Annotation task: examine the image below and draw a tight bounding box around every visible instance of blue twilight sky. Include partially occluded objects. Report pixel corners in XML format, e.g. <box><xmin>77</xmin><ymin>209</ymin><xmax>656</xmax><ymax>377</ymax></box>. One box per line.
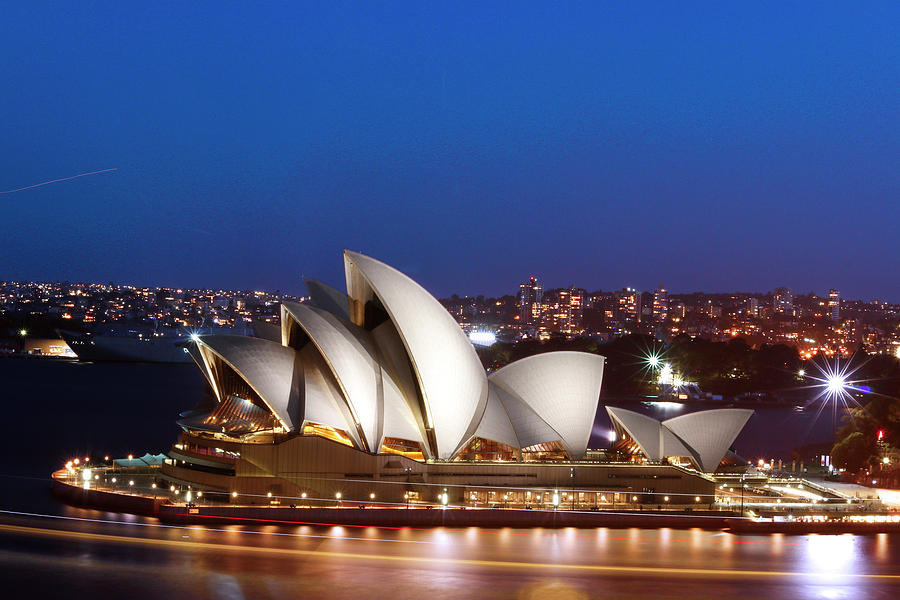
<box><xmin>1</xmin><ymin>2</ymin><xmax>898</xmax><ymax>300</ymax></box>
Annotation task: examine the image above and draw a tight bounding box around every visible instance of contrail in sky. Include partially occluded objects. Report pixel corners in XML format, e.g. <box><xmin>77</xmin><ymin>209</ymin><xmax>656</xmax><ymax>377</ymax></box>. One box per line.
<box><xmin>0</xmin><ymin>167</ymin><xmax>118</xmax><ymax>194</ymax></box>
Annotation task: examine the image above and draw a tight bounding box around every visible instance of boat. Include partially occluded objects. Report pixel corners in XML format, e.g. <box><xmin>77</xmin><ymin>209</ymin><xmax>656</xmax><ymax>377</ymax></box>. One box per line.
<box><xmin>59</xmin><ymin>322</ymin><xmax>256</xmax><ymax>364</ymax></box>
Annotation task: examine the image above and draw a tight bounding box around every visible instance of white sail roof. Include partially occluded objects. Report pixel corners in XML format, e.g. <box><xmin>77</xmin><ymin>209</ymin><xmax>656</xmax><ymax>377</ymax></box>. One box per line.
<box><xmin>606</xmin><ymin>406</ymin><xmax>664</xmax><ymax>461</ymax></box>
<box><xmin>344</xmin><ymin>250</ymin><xmax>488</xmax><ymax>460</ymax></box>
<box><xmin>370</xmin><ymin>320</ymin><xmax>430</xmax><ymax>452</ymax></box>
<box><xmin>298</xmin><ymin>344</ymin><xmax>364</xmax><ymax>448</ymax></box>
<box><xmin>606</xmin><ymin>406</ymin><xmax>753</xmax><ymax>472</ymax></box>
<box><xmin>472</xmin><ymin>384</ymin><xmax>522</xmax><ymax>449</ymax></box>
<box><xmin>662</xmin><ymin>409</ymin><xmax>753</xmax><ymax>472</ymax></box>
<box><xmin>488</xmin><ymin>352</ymin><xmax>605</xmax><ymax>459</ymax></box>
<box><xmin>281</xmin><ymin>301</ymin><xmax>383</xmax><ymax>451</ymax></box>
<box><xmin>186</xmin><ymin>341</ymin><xmax>218</xmax><ymax>399</ymax></box>
<box><xmin>196</xmin><ymin>335</ymin><xmax>302</xmax><ymax>431</ymax></box>
<box><xmin>183</xmin><ymin>251</ymin><xmax>620</xmax><ymax>465</ymax></box>
<box><xmin>303</xmin><ymin>277</ymin><xmax>351</xmax><ymax>320</ymax></box>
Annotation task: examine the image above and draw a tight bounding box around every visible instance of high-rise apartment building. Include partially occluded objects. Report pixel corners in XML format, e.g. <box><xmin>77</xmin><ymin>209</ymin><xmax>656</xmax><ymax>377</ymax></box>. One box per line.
<box><xmin>651</xmin><ymin>285</ymin><xmax>668</xmax><ymax>322</ymax></box>
<box><xmin>774</xmin><ymin>287</ymin><xmax>794</xmax><ymax>315</ymax></box>
<box><xmin>518</xmin><ymin>276</ymin><xmax>543</xmax><ymax>326</ymax></box>
<box><xmin>746</xmin><ymin>297</ymin><xmax>760</xmax><ymax>317</ymax></box>
<box><xmin>828</xmin><ymin>289</ymin><xmax>841</xmax><ymax>322</ymax></box>
<box><xmin>558</xmin><ymin>286</ymin><xmax>586</xmax><ymax>334</ymax></box>
<box><xmin>616</xmin><ymin>288</ymin><xmax>641</xmax><ymax>324</ymax></box>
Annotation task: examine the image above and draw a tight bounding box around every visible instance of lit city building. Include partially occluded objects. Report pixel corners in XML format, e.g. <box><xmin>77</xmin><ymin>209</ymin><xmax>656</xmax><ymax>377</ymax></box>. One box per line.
<box><xmin>616</xmin><ymin>287</ymin><xmax>641</xmax><ymax>326</ymax></box>
<box><xmin>517</xmin><ymin>276</ymin><xmax>542</xmax><ymax>328</ymax></box>
<box><xmin>651</xmin><ymin>285</ymin><xmax>668</xmax><ymax>322</ymax></box>
<box><xmin>828</xmin><ymin>288</ymin><xmax>841</xmax><ymax>322</ymax></box>
<box><xmin>746</xmin><ymin>297</ymin><xmax>760</xmax><ymax>317</ymax></box>
<box><xmin>774</xmin><ymin>286</ymin><xmax>794</xmax><ymax>315</ymax></box>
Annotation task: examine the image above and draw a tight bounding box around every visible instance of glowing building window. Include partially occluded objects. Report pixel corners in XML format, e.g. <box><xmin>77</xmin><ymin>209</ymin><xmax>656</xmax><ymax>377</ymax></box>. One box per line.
<box><xmin>380</xmin><ymin>437</ymin><xmax>426</xmax><ymax>462</ymax></box>
<box><xmin>302</xmin><ymin>423</ymin><xmax>355</xmax><ymax>447</ymax></box>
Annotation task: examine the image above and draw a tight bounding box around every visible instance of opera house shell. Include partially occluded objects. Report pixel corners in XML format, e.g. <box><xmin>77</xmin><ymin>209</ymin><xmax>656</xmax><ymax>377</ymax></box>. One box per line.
<box><xmin>606</xmin><ymin>407</ymin><xmax>753</xmax><ymax>473</ymax></box>
<box><xmin>161</xmin><ymin>251</ymin><xmax>751</xmax><ymax>506</ymax></box>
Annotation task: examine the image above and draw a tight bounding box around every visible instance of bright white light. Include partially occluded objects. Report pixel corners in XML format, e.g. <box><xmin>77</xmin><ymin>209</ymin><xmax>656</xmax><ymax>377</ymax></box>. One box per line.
<box><xmin>826</xmin><ymin>374</ymin><xmax>848</xmax><ymax>395</ymax></box>
<box><xmin>798</xmin><ymin>369</ymin><xmax>805</xmax><ymax>377</ymax></box>
<box><xmin>468</xmin><ymin>331</ymin><xmax>497</xmax><ymax>346</ymax></box>
<box><xmin>658</xmin><ymin>363</ymin><xmax>674</xmax><ymax>385</ymax></box>
<box><xmin>82</xmin><ymin>468</ymin><xmax>92</xmax><ymax>482</ymax></box>
<box><xmin>189</xmin><ymin>333</ymin><xmax>200</xmax><ymax>342</ymax></box>
<box><xmin>808</xmin><ymin>356</ymin><xmax>864</xmax><ymax>412</ymax></box>
<box><xmin>607</xmin><ymin>429</ymin><xmax>617</xmax><ymax>442</ymax></box>
<box><xmin>650</xmin><ymin>401</ymin><xmax>684</xmax><ymax>410</ymax></box>
<box><xmin>646</xmin><ymin>354</ymin><xmax>661</xmax><ymax>368</ymax></box>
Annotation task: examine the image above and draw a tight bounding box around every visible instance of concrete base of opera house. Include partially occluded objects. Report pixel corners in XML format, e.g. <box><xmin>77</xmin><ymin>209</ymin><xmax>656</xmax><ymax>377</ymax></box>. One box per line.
<box><xmin>52</xmin><ymin>470</ymin><xmax>900</xmax><ymax>533</ymax></box>
<box><xmin>51</xmin><ymin>470</ymin><xmax>739</xmax><ymax>529</ymax></box>
<box><xmin>159</xmin><ymin>433</ymin><xmax>723</xmax><ymax>507</ymax></box>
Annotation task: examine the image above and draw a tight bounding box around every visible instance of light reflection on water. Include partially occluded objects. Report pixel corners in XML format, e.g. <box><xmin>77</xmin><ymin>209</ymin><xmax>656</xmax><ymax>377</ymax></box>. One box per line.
<box><xmin>771</xmin><ymin>532</ymin><xmax>785</xmax><ymax>557</ymax></box>
<box><xmin>658</xmin><ymin>527</ymin><xmax>671</xmax><ymax>554</ymax></box>
<box><xmin>876</xmin><ymin>533</ymin><xmax>888</xmax><ymax>561</ymax></box>
<box><xmin>804</xmin><ymin>534</ymin><xmax>858</xmax><ymax>575</ymax></box>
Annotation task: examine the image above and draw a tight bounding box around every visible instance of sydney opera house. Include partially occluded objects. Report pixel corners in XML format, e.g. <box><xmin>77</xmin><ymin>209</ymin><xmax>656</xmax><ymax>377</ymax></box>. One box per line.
<box><xmin>160</xmin><ymin>251</ymin><xmax>753</xmax><ymax>507</ymax></box>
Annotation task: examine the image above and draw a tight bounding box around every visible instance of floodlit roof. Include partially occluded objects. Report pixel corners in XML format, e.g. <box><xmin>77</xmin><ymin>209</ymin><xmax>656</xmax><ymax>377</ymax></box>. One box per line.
<box><xmin>489</xmin><ymin>352</ymin><xmax>605</xmax><ymax>459</ymax></box>
<box><xmin>344</xmin><ymin>250</ymin><xmax>488</xmax><ymax>460</ymax></box>
<box><xmin>282</xmin><ymin>301</ymin><xmax>383</xmax><ymax>451</ymax></box>
<box><xmin>195</xmin><ymin>334</ymin><xmax>302</xmax><ymax>431</ymax></box>
<box><xmin>606</xmin><ymin>406</ymin><xmax>753</xmax><ymax>472</ymax></box>
<box><xmin>184</xmin><ymin>250</ymin><xmax>621</xmax><ymax>463</ymax></box>
<box><xmin>303</xmin><ymin>277</ymin><xmax>351</xmax><ymax>320</ymax></box>
<box><xmin>663</xmin><ymin>409</ymin><xmax>753</xmax><ymax>472</ymax></box>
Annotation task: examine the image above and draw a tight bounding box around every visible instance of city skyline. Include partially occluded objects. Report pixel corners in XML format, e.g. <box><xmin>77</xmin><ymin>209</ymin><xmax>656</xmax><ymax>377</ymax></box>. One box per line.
<box><xmin>2</xmin><ymin>3</ymin><xmax>899</xmax><ymax>301</ymax></box>
<box><xmin>2</xmin><ymin>274</ymin><xmax>896</xmax><ymax>305</ymax></box>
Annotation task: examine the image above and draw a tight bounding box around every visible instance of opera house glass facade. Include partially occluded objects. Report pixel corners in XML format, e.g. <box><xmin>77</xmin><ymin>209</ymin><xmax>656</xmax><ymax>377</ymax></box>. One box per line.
<box><xmin>162</xmin><ymin>251</ymin><xmax>751</xmax><ymax>507</ymax></box>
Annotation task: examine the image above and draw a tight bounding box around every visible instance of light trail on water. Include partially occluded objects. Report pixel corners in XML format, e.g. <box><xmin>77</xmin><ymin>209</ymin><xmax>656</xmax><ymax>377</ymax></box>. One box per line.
<box><xmin>0</xmin><ymin>507</ymin><xmax>800</xmax><ymax>547</ymax></box>
<box><xmin>1</xmin><ymin>521</ymin><xmax>898</xmax><ymax>581</ymax></box>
